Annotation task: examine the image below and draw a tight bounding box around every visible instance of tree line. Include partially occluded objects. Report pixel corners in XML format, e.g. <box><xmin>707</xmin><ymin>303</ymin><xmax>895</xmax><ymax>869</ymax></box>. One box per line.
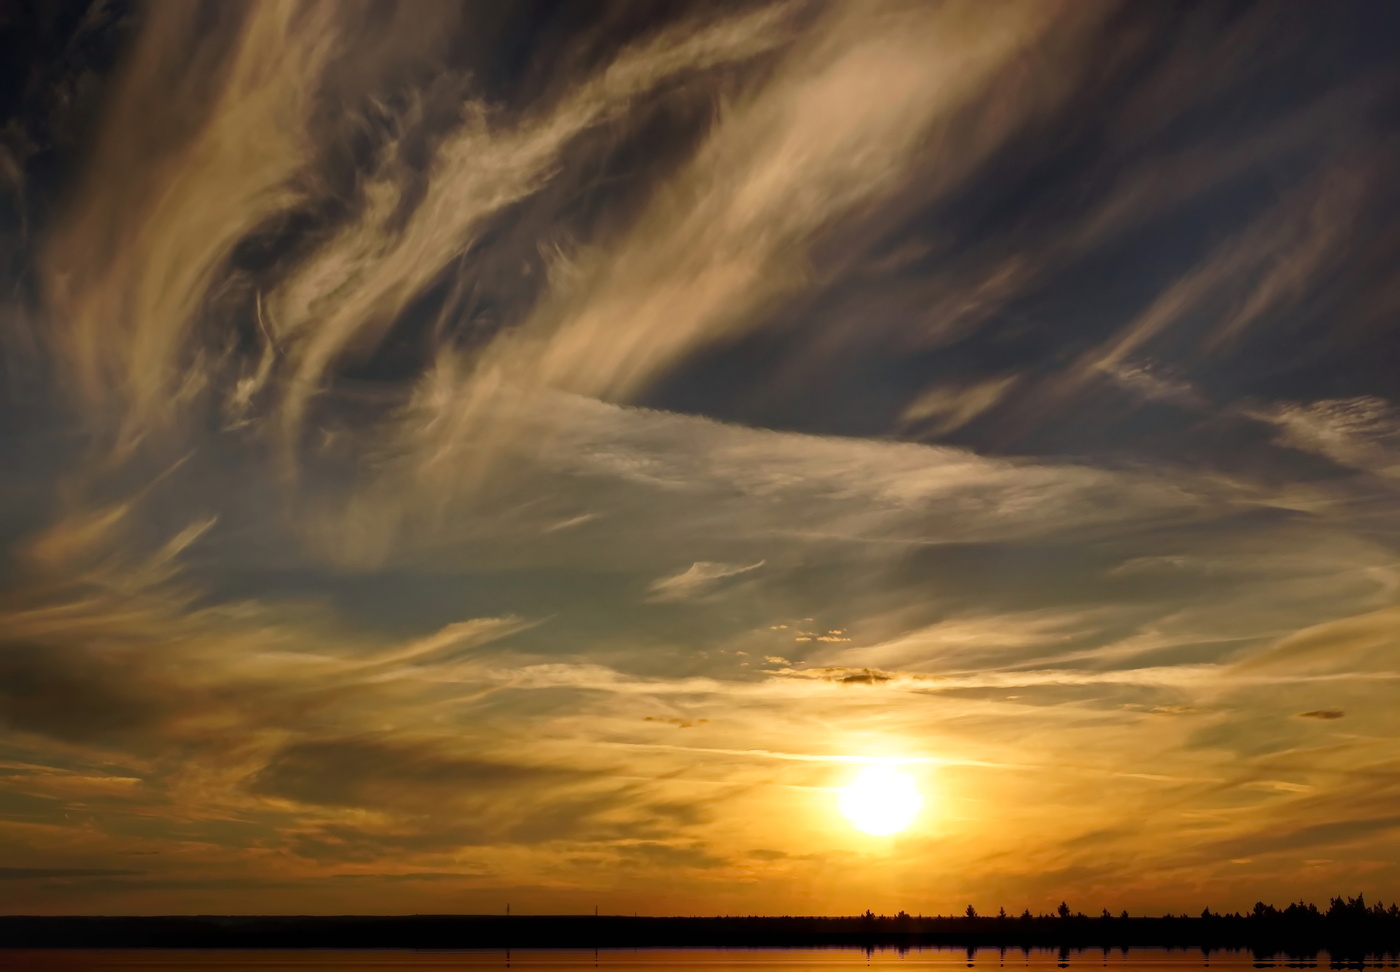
<box><xmin>2</xmin><ymin>898</ymin><xmax>1398</xmax><ymax>955</ymax></box>
<box><xmin>946</xmin><ymin>893</ymin><xmax>1400</xmax><ymax>923</ymax></box>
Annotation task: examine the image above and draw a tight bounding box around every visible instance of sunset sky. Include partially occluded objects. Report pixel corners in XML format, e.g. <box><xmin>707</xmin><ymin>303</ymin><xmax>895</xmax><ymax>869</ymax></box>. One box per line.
<box><xmin>2</xmin><ymin>0</ymin><xmax>1399</xmax><ymax>917</ymax></box>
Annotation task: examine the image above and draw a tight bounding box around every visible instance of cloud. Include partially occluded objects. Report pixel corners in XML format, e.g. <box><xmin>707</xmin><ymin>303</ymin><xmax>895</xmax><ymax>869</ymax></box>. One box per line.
<box><xmin>314</xmin><ymin>392</ymin><xmax>1216</xmax><ymax>569</ymax></box>
<box><xmin>770</xmin><ymin>667</ymin><xmax>896</xmax><ymax>686</ymax></box>
<box><xmin>503</xmin><ymin>0</ymin><xmax>1073</xmax><ymax>396</ymax></box>
<box><xmin>42</xmin><ymin>0</ymin><xmax>351</xmax><ymax>450</ymax></box>
<box><xmin>1296</xmin><ymin>709</ymin><xmax>1345</xmax><ymax>720</ymax></box>
<box><xmin>1097</xmin><ymin>362</ymin><xmax>1203</xmax><ymax>408</ymax></box>
<box><xmin>363</xmin><ymin>0</ymin><xmax>1106</xmax><ymax>503</ymax></box>
<box><xmin>819</xmin><ymin>610</ymin><xmax>1104</xmax><ymax>673</ymax></box>
<box><xmin>1235</xmin><ymin>606</ymin><xmax>1400</xmax><ymax>675</ymax></box>
<box><xmin>643</xmin><ymin>717</ymin><xmax>708</xmax><ymax>729</ymax></box>
<box><xmin>610</xmin><ymin>841</ymin><xmax>728</xmax><ymax>870</ymax></box>
<box><xmin>0</xmin><ymin>868</ymin><xmax>145</xmax><ymax>881</ymax></box>
<box><xmin>331</xmin><ymin>870</ymin><xmax>486</xmax><ymax>882</ymax></box>
<box><xmin>248</xmin><ymin>735</ymin><xmax>586</xmax><ymax>811</ymax></box>
<box><xmin>1253</xmin><ymin>397</ymin><xmax>1400</xmax><ymax>479</ymax></box>
<box><xmin>345</xmin><ymin>617</ymin><xmax>531</xmax><ymax>671</ymax></box>
<box><xmin>0</xmin><ymin>637</ymin><xmax>185</xmax><ymax>745</ymax></box>
<box><xmin>900</xmin><ymin>375</ymin><xmax>1021</xmax><ymax>436</ymax></box>
<box><xmin>648</xmin><ymin>560</ymin><xmax>766</xmax><ymax>602</ymax></box>
<box><xmin>1201</xmin><ymin>815</ymin><xmax>1400</xmax><ymax>862</ymax></box>
<box><xmin>268</xmin><ymin>0</ymin><xmax>801</xmax><ymax>446</ymax></box>
<box><xmin>38</xmin><ymin>0</ymin><xmax>799</xmax><ymax>460</ymax></box>
<box><xmin>1026</xmin><ymin>153</ymin><xmax>1381</xmax><ymax>422</ymax></box>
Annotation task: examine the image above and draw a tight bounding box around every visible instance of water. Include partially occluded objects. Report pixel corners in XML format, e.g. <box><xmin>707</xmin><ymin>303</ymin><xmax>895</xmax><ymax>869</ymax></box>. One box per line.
<box><xmin>2</xmin><ymin>949</ymin><xmax>1397</xmax><ymax>972</ymax></box>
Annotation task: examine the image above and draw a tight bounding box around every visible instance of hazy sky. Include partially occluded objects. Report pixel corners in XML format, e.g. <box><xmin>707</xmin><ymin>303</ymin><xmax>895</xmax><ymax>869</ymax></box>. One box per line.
<box><xmin>2</xmin><ymin>0</ymin><xmax>1400</xmax><ymax>917</ymax></box>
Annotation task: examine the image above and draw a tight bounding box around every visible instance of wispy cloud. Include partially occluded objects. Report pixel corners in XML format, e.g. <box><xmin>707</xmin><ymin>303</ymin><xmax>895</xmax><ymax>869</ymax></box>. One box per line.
<box><xmin>375</xmin><ymin>0</ymin><xmax>1106</xmax><ymax>499</ymax></box>
<box><xmin>43</xmin><ymin>0</ymin><xmax>349</xmax><ymax>451</ymax></box>
<box><xmin>648</xmin><ymin>561</ymin><xmax>766</xmax><ymax>602</ymax></box>
<box><xmin>268</xmin><ymin>0</ymin><xmax>802</xmax><ymax>447</ymax></box>
<box><xmin>1253</xmin><ymin>397</ymin><xmax>1400</xmax><ymax>479</ymax></box>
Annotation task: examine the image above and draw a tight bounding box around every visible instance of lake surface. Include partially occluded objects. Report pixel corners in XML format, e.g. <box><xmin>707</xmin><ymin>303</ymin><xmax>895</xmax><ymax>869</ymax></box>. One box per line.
<box><xmin>3</xmin><ymin>949</ymin><xmax>1397</xmax><ymax>972</ymax></box>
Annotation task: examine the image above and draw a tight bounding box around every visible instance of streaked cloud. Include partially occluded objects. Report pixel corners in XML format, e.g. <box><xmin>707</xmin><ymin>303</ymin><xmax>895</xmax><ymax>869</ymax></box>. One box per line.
<box><xmin>649</xmin><ymin>561</ymin><xmax>766</xmax><ymax>602</ymax></box>
<box><xmin>1254</xmin><ymin>397</ymin><xmax>1400</xmax><ymax>479</ymax></box>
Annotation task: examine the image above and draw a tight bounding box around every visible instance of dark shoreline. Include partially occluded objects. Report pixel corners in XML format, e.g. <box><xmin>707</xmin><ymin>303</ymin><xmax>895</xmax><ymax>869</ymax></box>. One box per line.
<box><xmin>2</xmin><ymin>915</ymin><xmax>1399</xmax><ymax>959</ymax></box>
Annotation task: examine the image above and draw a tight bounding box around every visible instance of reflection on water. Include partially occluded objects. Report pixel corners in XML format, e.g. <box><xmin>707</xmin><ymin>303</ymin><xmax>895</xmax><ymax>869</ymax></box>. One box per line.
<box><xmin>3</xmin><ymin>950</ymin><xmax>1399</xmax><ymax>972</ymax></box>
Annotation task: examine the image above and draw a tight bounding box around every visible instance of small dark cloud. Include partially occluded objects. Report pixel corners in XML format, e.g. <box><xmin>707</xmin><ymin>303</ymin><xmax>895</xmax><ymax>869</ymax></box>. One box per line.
<box><xmin>838</xmin><ymin>670</ymin><xmax>891</xmax><ymax>685</ymax></box>
<box><xmin>768</xmin><ymin>666</ymin><xmax>896</xmax><ymax>685</ymax></box>
<box><xmin>614</xmin><ymin>841</ymin><xmax>727</xmax><ymax>870</ymax></box>
<box><xmin>643</xmin><ymin>716</ymin><xmax>708</xmax><ymax>728</ymax></box>
<box><xmin>331</xmin><ymin>870</ymin><xmax>486</xmax><ymax>882</ymax></box>
<box><xmin>1297</xmin><ymin>709</ymin><xmax>1345</xmax><ymax>720</ymax></box>
<box><xmin>0</xmin><ymin>867</ymin><xmax>143</xmax><ymax>880</ymax></box>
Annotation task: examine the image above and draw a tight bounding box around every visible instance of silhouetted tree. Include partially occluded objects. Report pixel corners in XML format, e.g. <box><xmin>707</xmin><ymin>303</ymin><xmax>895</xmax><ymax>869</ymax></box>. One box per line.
<box><xmin>998</xmin><ymin>907</ymin><xmax>1007</xmax><ymax>919</ymax></box>
<box><xmin>1057</xmin><ymin>902</ymin><xmax>1071</xmax><ymax>919</ymax></box>
<box><xmin>1101</xmin><ymin>909</ymin><xmax>1111</xmax><ymax>919</ymax></box>
<box><xmin>1020</xmin><ymin>909</ymin><xmax>1032</xmax><ymax>920</ymax></box>
<box><xmin>966</xmin><ymin>905</ymin><xmax>978</xmax><ymax>919</ymax></box>
<box><xmin>1329</xmin><ymin>894</ymin><xmax>1367</xmax><ymax>918</ymax></box>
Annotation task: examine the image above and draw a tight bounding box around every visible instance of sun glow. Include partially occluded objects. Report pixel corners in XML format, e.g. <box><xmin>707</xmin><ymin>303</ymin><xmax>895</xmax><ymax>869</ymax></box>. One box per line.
<box><xmin>838</xmin><ymin>765</ymin><xmax>923</xmax><ymax>836</ymax></box>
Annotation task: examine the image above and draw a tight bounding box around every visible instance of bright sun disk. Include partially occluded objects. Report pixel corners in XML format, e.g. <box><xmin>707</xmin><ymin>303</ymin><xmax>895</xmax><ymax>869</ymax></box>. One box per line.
<box><xmin>838</xmin><ymin>765</ymin><xmax>922</xmax><ymax>836</ymax></box>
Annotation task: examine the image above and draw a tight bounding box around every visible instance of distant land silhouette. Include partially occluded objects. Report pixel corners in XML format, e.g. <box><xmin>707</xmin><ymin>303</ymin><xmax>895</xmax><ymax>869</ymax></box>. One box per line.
<box><xmin>3</xmin><ymin>895</ymin><xmax>1399</xmax><ymax>959</ymax></box>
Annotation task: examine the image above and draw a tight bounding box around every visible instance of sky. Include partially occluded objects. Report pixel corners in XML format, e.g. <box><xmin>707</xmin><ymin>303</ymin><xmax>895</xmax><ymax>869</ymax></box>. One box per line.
<box><xmin>1</xmin><ymin>0</ymin><xmax>1399</xmax><ymax>918</ymax></box>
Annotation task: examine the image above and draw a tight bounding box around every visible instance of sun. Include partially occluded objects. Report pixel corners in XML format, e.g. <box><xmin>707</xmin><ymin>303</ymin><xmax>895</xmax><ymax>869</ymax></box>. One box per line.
<box><xmin>838</xmin><ymin>765</ymin><xmax>923</xmax><ymax>836</ymax></box>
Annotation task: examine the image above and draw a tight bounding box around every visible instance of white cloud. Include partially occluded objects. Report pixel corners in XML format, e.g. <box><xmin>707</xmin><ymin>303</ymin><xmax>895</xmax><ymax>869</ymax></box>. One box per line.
<box><xmin>368</xmin><ymin>0</ymin><xmax>1106</xmax><ymax>503</ymax></box>
<box><xmin>1253</xmin><ymin>396</ymin><xmax>1400</xmax><ymax>478</ymax></box>
<box><xmin>648</xmin><ymin>560</ymin><xmax>766</xmax><ymax>602</ymax></box>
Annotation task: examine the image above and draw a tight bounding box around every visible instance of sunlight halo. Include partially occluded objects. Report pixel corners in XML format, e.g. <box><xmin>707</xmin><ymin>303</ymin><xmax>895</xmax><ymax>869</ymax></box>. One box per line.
<box><xmin>838</xmin><ymin>765</ymin><xmax>923</xmax><ymax>836</ymax></box>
